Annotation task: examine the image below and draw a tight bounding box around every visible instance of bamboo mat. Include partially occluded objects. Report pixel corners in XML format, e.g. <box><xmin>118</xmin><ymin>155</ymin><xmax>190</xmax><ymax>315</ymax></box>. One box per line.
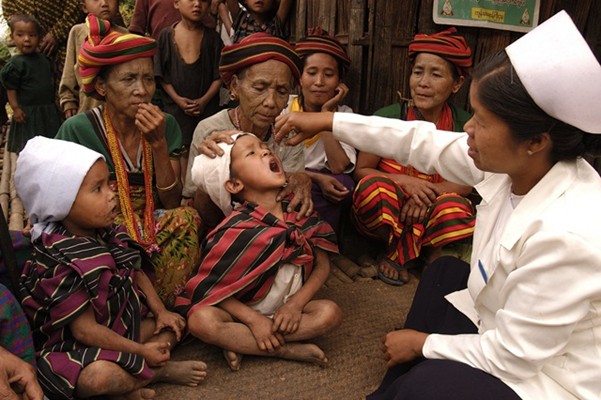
<box><xmin>151</xmin><ymin>279</ymin><xmax>418</xmax><ymax>400</ymax></box>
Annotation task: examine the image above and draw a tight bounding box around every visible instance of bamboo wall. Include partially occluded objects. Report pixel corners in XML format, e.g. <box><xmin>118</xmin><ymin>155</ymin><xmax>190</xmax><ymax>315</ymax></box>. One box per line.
<box><xmin>292</xmin><ymin>0</ymin><xmax>601</xmax><ymax>115</ymax></box>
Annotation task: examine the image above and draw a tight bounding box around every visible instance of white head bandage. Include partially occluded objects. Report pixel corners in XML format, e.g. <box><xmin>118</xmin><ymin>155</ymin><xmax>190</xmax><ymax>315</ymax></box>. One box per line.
<box><xmin>15</xmin><ymin>137</ymin><xmax>105</xmax><ymax>240</ymax></box>
<box><xmin>191</xmin><ymin>132</ymin><xmax>253</xmax><ymax>215</ymax></box>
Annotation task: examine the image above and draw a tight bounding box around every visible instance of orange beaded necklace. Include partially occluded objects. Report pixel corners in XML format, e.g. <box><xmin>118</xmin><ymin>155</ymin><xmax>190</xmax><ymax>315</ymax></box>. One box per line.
<box><xmin>103</xmin><ymin>108</ymin><xmax>158</xmax><ymax>253</ymax></box>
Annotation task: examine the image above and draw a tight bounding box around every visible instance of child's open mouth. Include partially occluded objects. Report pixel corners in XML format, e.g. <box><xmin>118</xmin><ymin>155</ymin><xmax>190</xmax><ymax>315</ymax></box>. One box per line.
<box><xmin>269</xmin><ymin>159</ymin><xmax>280</xmax><ymax>173</ymax></box>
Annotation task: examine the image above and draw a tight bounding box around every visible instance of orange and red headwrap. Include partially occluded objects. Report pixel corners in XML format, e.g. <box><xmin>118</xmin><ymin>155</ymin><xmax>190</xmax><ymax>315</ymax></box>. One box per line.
<box><xmin>408</xmin><ymin>27</ymin><xmax>472</xmax><ymax>77</ymax></box>
<box><xmin>78</xmin><ymin>14</ymin><xmax>157</xmax><ymax>100</ymax></box>
<box><xmin>219</xmin><ymin>32</ymin><xmax>302</xmax><ymax>86</ymax></box>
<box><xmin>295</xmin><ymin>27</ymin><xmax>351</xmax><ymax>74</ymax></box>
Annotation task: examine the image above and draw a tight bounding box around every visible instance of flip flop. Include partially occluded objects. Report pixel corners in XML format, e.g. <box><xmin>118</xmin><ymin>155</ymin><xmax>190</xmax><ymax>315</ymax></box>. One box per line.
<box><xmin>377</xmin><ymin>257</ymin><xmax>409</xmax><ymax>286</ymax></box>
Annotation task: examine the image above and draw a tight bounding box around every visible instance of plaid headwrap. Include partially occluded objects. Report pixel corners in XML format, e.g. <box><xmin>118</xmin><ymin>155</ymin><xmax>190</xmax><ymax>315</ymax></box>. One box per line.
<box><xmin>79</xmin><ymin>14</ymin><xmax>157</xmax><ymax>99</ymax></box>
<box><xmin>295</xmin><ymin>27</ymin><xmax>351</xmax><ymax>73</ymax></box>
<box><xmin>219</xmin><ymin>32</ymin><xmax>302</xmax><ymax>86</ymax></box>
<box><xmin>408</xmin><ymin>27</ymin><xmax>472</xmax><ymax>77</ymax></box>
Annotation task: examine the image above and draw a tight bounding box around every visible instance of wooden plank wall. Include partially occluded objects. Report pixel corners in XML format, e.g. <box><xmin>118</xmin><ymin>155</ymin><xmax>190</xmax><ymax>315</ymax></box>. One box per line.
<box><xmin>293</xmin><ymin>0</ymin><xmax>600</xmax><ymax>115</ymax></box>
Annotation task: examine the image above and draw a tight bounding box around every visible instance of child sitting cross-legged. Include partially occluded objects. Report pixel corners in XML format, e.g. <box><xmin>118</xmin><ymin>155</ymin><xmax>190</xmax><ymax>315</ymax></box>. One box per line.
<box><xmin>15</xmin><ymin>137</ymin><xmax>207</xmax><ymax>400</ymax></box>
<box><xmin>175</xmin><ymin>133</ymin><xmax>342</xmax><ymax>371</ymax></box>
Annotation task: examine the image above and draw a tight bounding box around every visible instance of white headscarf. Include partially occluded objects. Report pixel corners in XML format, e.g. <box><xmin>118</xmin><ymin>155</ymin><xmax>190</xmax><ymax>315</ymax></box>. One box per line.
<box><xmin>14</xmin><ymin>137</ymin><xmax>105</xmax><ymax>240</ymax></box>
<box><xmin>190</xmin><ymin>132</ymin><xmax>251</xmax><ymax>215</ymax></box>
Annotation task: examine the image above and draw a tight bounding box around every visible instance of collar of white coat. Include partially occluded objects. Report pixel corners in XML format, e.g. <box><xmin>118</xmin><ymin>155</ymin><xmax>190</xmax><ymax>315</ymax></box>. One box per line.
<box><xmin>474</xmin><ymin>159</ymin><xmax>579</xmax><ymax>251</ymax></box>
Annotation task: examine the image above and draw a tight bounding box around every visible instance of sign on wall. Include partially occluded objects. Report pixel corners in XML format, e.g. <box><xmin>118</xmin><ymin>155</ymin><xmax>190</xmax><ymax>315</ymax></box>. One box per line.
<box><xmin>433</xmin><ymin>0</ymin><xmax>540</xmax><ymax>32</ymax></box>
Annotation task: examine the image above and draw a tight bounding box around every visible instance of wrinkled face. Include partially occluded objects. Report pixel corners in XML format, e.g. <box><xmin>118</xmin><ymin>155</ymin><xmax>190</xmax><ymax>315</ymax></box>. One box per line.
<box><xmin>409</xmin><ymin>53</ymin><xmax>463</xmax><ymax>116</ymax></box>
<box><xmin>228</xmin><ymin>134</ymin><xmax>286</xmax><ymax>193</ymax></box>
<box><xmin>245</xmin><ymin>0</ymin><xmax>275</xmax><ymax>14</ymax></box>
<box><xmin>231</xmin><ymin>59</ymin><xmax>292</xmax><ymax>131</ymax></box>
<box><xmin>82</xmin><ymin>0</ymin><xmax>120</xmax><ymax>21</ymax></box>
<box><xmin>96</xmin><ymin>58</ymin><xmax>156</xmax><ymax>119</ymax></box>
<box><xmin>11</xmin><ymin>21</ymin><xmax>39</xmax><ymax>55</ymax></box>
<box><xmin>300</xmin><ymin>52</ymin><xmax>340</xmax><ymax>111</ymax></box>
<box><xmin>63</xmin><ymin>159</ymin><xmax>117</xmax><ymax>236</ymax></box>
<box><xmin>175</xmin><ymin>0</ymin><xmax>209</xmax><ymax>22</ymax></box>
<box><xmin>464</xmin><ymin>82</ymin><xmax>526</xmax><ymax>174</ymax></box>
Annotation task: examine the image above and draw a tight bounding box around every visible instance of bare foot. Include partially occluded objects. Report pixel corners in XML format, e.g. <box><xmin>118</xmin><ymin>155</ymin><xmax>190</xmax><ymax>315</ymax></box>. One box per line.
<box><xmin>153</xmin><ymin>360</ymin><xmax>207</xmax><ymax>387</ymax></box>
<box><xmin>379</xmin><ymin>258</ymin><xmax>409</xmax><ymax>284</ymax></box>
<box><xmin>110</xmin><ymin>388</ymin><xmax>156</xmax><ymax>400</ymax></box>
<box><xmin>278</xmin><ymin>343</ymin><xmax>328</xmax><ymax>366</ymax></box>
<box><xmin>223</xmin><ymin>350</ymin><xmax>243</xmax><ymax>371</ymax></box>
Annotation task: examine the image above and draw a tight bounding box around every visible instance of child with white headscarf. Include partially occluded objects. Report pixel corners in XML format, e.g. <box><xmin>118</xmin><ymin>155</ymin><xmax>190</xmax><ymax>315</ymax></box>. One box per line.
<box><xmin>14</xmin><ymin>137</ymin><xmax>206</xmax><ymax>400</ymax></box>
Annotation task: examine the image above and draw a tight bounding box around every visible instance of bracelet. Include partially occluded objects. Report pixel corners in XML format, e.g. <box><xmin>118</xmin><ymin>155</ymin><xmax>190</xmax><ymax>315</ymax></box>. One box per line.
<box><xmin>156</xmin><ymin>178</ymin><xmax>180</xmax><ymax>192</ymax></box>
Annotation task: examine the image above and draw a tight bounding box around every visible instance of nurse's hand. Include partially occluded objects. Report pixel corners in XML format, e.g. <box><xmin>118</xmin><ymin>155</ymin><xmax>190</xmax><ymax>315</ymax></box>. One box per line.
<box><xmin>274</xmin><ymin>112</ymin><xmax>334</xmax><ymax>146</ymax></box>
<box><xmin>382</xmin><ymin>329</ymin><xmax>428</xmax><ymax>367</ymax></box>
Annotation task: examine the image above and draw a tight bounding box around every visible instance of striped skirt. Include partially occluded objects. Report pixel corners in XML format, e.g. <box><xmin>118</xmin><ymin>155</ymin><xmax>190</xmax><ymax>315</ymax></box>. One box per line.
<box><xmin>352</xmin><ymin>174</ymin><xmax>475</xmax><ymax>266</ymax></box>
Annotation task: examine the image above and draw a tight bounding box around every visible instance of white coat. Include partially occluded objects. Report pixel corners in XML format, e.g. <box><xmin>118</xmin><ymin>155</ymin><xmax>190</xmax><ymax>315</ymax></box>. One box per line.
<box><xmin>332</xmin><ymin>112</ymin><xmax>601</xmax><ymax>400</ymax></box>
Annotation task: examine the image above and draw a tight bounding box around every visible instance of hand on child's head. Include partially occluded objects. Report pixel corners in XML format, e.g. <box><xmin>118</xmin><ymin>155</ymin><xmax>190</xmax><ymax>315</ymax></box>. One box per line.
<box><xmin>197</xmin><ymin>130</ymin><xmax>237</xmax><ymax>158</ymax></box>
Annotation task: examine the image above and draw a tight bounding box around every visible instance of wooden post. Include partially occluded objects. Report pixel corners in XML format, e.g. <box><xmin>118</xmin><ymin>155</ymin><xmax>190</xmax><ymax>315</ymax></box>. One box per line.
<box><xmin>0</xmin><ymin>140</ymin><xmax>10</xmax><ymax>221</ymax></box>
<box><xmin>295</xmin><ymin>0</ymin><xmax>307</xmax><ymax>42</ymax></box>
<box><xmin>8</xmin><ymin>152</ymin><xmax>23</xmax><ymax>231</ymax></box>
<box><xmin>347</xmin><ymin>0</ymin><xmax>366</xmax><ymax>111</ymax></box>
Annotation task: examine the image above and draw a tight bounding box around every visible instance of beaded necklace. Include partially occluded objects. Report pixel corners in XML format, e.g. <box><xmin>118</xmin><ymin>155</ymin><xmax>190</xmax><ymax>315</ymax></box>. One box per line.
<box><xmin>103</xmin><ymin>108</ymin><xmax>158</xmax><ymax>253</ymax></box>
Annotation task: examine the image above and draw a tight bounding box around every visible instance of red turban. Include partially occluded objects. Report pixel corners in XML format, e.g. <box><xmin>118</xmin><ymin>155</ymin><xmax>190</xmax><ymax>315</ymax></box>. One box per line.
<box><xmin>295</xmin><ymin>27</ymin><xmax>351</xmax><ymax>73</ymax></box>
<box><xmin>79</xmin><ymin>14</ymin><xmax>157</xmax><ymax>100</ymax></box>
<box><xmin>219</xmin><ymin>32</ymin><xmax>302</xmax><ymax>86</ymax></box>
<box><xmin>408</xmin><ymin>27</ymin><xmax>472</xmax><ymax>77</ymax></box>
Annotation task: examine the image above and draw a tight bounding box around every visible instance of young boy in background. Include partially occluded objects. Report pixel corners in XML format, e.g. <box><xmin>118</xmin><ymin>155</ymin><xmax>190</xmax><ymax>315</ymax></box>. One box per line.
<box><xmin>231</xmin><ymin>0</ymin><xmax>293</xmax><ymax>42</ymax></box>
<box><xmin>58</xmin><ymin>0</ymin><xmax>126</xmax><ymax>118</ymax></box>
<box><xmin>155</xmin><ymin>0</ymin><xmax>223</xmax><ymax>171</ymax></box>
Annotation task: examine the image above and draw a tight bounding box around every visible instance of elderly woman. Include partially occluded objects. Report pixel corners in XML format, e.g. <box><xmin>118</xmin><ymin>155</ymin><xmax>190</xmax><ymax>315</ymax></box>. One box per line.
<box><xmin>56</xmin><ymin>15</ymin><xmax>201</xmax><ymax>309</ymax></box>
<box><xmin>183</xmin><ymin>32</ymin><xmax>311</xmax><ymax>234</ymax></box>
<box><xmin>275</xmin><ymin>11</ymin><xmax>601</xmax><ymax>400</ymax></box>
<box><xmin>352</xmin><ymin>28</ymin><xmax>476</xmax><ymax>285</ymax></box>
<box><xmin>282</xmin><ymin>28</ymin><xmax>357</xmax><ymax>233</ymax></box>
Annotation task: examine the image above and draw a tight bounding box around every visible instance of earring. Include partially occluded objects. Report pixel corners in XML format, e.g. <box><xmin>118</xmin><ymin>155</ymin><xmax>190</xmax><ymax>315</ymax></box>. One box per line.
<box><xmin>229</xmin><ymin>92</ymin><xmax>238</xmax><ymax>101</ymax></box>
<box><xmin>527</xmin><ymin>150</ymin><xmax>533</xmax><ymax>156</ymax></box>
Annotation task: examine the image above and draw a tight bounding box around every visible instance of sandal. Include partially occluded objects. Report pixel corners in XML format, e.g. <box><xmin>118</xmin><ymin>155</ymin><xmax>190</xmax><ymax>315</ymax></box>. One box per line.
<box><xmin>377</xmin><ymin>257</ymin><xmax>410</xmax><ymax>286</ymax></box>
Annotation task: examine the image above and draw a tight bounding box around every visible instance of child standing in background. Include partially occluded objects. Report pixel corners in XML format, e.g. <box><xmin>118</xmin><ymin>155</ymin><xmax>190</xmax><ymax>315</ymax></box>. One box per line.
<box><xmin>211</xmin><ymin>0</ymin><xmax>236</xmax><ymax>106</ymax></box>
<box><xmin>0</xmin><ymin>15</ymin><xmax>61</xmax><ymax>153</ymax></box>
<box><xmin>155</xmin><ymin>0</ymin><xmax>223</xmax><ymax>170</ymax></box>
<box><xmin>59</xmin><ymin>0</ymin><xmax>126</xmax><ymax>119</ymax></box>
<box><xmin>231</xmin><ymin>0</ymin><xmax>293</xmax><ymax>43</ymax></box>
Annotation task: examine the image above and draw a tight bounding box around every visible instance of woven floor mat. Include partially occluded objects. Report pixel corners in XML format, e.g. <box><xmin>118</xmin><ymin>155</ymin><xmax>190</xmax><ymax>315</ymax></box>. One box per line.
<box><xmin>152</xmin><ymin>279</ymin><xmax>418</xmax><ymax>400</ymax></box>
